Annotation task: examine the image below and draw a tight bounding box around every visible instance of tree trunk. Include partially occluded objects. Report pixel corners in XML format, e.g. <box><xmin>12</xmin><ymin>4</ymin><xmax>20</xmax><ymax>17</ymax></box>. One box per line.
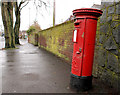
<box><xmin>1</xmin><ymin>2</ymin><xmax>15</xmax><ymax>48</ymax></box>
<box><xmin>1</xmin><ymin>2</ymin><xmax>11</xmax><ymax>48</ymax></box>
<box><xmin>8</xmin><ymin>2</ymin><xmax>15</xmax><ymax>48</ymax></box>
<box><xmin>14</xmin><ymin>2</ymin><xmax>20</xmax><ymax>45</ymax></box>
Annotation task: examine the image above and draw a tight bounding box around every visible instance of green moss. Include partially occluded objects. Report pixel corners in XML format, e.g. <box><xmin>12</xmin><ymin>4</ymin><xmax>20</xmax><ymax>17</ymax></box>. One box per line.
<box><xmin>37</xmin><ymin>21</ymin><xmax>74</xmax><ymax>62</ymax></box>
<box><xmin>65</xmin><ymin>57</ymin><xmax>70</xmax><ymax>61</ymax></box>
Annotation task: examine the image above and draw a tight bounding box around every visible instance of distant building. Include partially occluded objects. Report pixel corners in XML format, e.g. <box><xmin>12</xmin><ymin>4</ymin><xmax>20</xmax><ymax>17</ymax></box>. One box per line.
<box><xmin>91</xmin><ymin>4</ymin><xmax>101</xmax><ymax>9</ymax></box>
<box><xmin>65</xmin><ymin>15</ymin><xmax>74</xmax><ymax>22</ymax></box>
<box><xmin>19</xmin><ymin>30</ymin><xmax>27</xmax><ymax>39</ymax></box>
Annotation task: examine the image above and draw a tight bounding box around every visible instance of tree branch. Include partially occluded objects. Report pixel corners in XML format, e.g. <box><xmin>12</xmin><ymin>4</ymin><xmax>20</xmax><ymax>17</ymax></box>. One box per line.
<box><xmin>19</xmin><ymin>0</ymin><xmax>29</xmax><ymax>9</ymax></box>
<box><xmin>20</xmin><ymin>1</ymin><xmax>29</xmax><ymax>11</ymax></box>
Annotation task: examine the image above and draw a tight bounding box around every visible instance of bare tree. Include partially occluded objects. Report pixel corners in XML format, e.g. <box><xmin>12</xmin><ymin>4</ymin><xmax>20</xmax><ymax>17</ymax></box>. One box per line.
<box><xmin>14</xmin><ymin>0</ymin><xmax>29</xmax><ymax>44</ymax></box>
<box><xmin>14</xmin><ymin>0</ymin><xmax>50</xmax><ymax>45</ymax></box>
<box><xmin>1</xmin><ymin>0</ymin><xmax>50</xmax><ymax>48</ymax></box>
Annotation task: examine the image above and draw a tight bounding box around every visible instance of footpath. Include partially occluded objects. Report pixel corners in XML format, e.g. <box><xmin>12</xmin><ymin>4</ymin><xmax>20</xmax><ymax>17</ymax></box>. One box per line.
<box><xmin>0</xmin><ymin>39</ymin><xmax>117</xmax><ymax>94</ymax></box>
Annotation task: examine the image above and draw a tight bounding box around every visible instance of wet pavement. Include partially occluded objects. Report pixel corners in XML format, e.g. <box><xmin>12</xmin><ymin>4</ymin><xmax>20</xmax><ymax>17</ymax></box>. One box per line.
<box><xmin>0</xmin><ymin>38</ymin><xmax>118</xmax><ymax>94</ymax></box>
<box><xmin>1</xmin><ymin>39</ymin><xmax>74</xmax><ymax>93</ymax></box>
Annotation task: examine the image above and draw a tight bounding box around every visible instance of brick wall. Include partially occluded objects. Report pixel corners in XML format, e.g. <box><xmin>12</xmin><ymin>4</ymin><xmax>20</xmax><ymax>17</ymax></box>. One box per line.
<box><xmin>28</xmin><ymin>33</ymin><xmax>38</xmax><ymax>46</ymax></box>
<box><xmin>38</xmin><ymin>20</ymin><xmax>74</xmax><ymax>62</ymax></box>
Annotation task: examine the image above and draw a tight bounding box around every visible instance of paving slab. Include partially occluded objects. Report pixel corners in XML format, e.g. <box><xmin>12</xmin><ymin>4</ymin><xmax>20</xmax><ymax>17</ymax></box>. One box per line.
<box><xmin>0</xmin><ymin>39</ymin><xmax>117</xmax><ymax>94</ymax></box>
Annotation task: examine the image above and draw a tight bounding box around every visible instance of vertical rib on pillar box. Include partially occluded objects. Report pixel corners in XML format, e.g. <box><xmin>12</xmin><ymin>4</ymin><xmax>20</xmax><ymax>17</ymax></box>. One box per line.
<box><xmin>70</xmin><ymin>8</ymin><xmax>103</xmax><ymax>91</ymax></box>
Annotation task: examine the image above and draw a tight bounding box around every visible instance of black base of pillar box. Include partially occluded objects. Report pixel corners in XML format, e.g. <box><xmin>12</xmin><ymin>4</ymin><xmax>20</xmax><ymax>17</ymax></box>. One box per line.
<box><xmin>70</xmin><ymin>74</ymin><xmax>92</xmax><ymax>91</ymax></box>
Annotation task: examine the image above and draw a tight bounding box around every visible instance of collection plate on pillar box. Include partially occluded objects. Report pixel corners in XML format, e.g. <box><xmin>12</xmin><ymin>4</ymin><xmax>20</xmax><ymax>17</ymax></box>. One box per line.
<box><xmin>73</xmin><ymin>29</ymin><xmax>77</xmax><ymax>43</ymax></box>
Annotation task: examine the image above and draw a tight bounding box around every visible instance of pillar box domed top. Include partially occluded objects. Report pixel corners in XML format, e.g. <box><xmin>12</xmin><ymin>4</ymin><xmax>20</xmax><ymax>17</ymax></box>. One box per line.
<box><xmin>73</xmin><ymin>8</ymin><xmax>103</xmax><ymax>18</ymax></box>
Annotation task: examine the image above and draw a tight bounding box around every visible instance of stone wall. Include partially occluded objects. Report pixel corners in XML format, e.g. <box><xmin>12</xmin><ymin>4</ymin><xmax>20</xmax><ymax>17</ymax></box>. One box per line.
<box><xmin>96</xmin><ymin>1</ymin><xmax>120</xmax><ymax>92</ymax></box>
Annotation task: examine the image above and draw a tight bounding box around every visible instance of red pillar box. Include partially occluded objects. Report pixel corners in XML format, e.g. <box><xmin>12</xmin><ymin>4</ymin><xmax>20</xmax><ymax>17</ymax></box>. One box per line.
<box><xmin>70</xmin><ymin>8</ymin><xmax>103</xmax><ymax>90</ymax></box>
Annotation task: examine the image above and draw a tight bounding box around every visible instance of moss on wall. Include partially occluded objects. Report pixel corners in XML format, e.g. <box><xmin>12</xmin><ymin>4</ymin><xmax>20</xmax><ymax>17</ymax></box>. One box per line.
<box><xmin>38</xmin><ymin>20</ymin><xmax>74</xmax><ymax>62</ymax></box>
<box><xmin>28</xmin><ymin>32</ymin><xmax>38</xmax><ymax>46</ymax></box>
<box><xmin>96</xmin><ymin>1</ymin><xmax>120</xmax><ymax>92</ymax></box>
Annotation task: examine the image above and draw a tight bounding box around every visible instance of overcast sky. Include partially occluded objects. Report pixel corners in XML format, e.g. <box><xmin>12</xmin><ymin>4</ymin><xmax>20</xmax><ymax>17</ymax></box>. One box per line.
<box><xmin>0</xmin><ymin>0</ymin><xmax>101</xmax><ymax>31</ymax></box>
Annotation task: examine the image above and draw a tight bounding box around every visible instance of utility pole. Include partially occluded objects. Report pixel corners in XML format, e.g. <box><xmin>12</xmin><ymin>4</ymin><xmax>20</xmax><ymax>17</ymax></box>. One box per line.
<box><xmin>53</xmin><ymin>0</ymin><xmax>55</xmax><ymax>27</ymax></box>
<box><xmin>29</xmin><ymin>7</ymin><xmax>30</xmax><ymax>27</ymax></box>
